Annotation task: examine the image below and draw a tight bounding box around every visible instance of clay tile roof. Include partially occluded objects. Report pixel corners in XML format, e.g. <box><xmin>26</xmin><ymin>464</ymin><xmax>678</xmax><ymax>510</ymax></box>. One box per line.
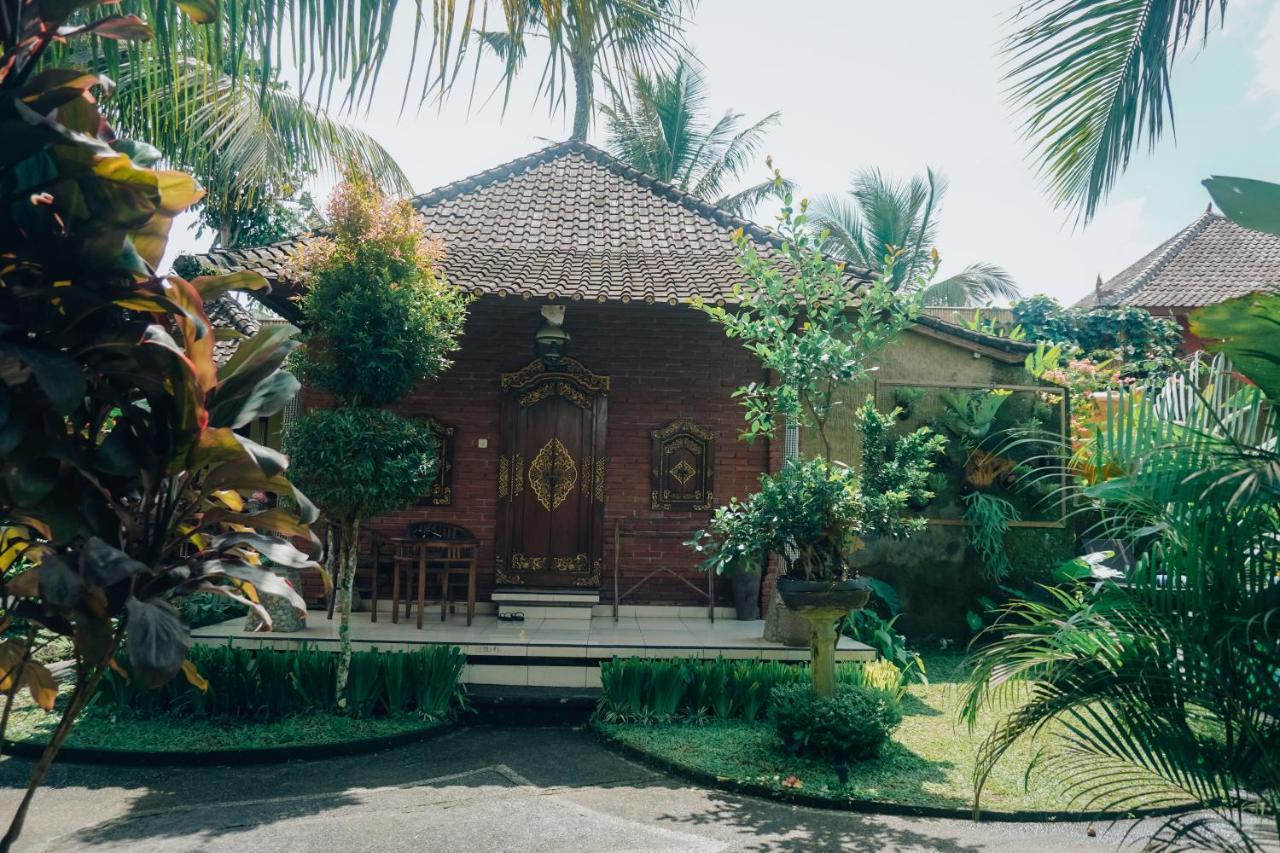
<box><xmin>1075</xmin><ymin>208</ymin><xmax>1280</xmax><ymax>311</ymax></box>
<box><xmin>205</xmin><ymin>294</ymin><xmax>261</xmax><ymax>366</ymax></box>
<box><xmin>180</xmin><ymin>140</ymin><xmax>869</xmax><ymax>317</ymax></box>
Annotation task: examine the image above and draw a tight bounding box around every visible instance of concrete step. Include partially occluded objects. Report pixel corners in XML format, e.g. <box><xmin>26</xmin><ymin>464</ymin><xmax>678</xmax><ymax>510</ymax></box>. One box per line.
<box><xmin>491</xmin><ymin>588</ymin><xmax>600</xmax><ymax>622</ymax></box>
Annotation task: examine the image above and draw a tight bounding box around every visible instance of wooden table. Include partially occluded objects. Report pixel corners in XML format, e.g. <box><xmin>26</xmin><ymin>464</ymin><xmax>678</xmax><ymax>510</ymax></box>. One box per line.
<box><xmin>389</xmin><ymin>536</ymin><xmax>478</xmax><ymax>628</ymax></box>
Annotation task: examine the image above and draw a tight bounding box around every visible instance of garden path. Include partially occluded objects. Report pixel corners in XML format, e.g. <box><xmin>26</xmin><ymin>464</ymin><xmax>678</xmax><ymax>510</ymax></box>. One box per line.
<box><xmin>0</xmin><ymin>726</ymin><xmax>1240</xmax><ymax>852</ymax></box>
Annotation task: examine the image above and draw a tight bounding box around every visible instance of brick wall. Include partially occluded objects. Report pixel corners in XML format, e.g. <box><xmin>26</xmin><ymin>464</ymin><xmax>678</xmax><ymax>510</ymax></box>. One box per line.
<box><xmin>301</xmin><ymin>296</ymin><xmax>772</xmax><ymax>608</ymax></box>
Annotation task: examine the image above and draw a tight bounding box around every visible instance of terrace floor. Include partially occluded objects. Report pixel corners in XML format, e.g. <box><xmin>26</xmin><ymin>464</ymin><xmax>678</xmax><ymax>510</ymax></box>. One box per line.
<box><xmin>191</xmin><ymin>605</ymin><xmax>875</xmax><ymax>689</ymax></box>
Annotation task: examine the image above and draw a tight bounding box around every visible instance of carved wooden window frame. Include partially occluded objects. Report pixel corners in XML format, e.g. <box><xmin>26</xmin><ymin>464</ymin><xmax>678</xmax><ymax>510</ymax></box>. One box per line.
<box><xmin>650</xmin><ymin>419</ymin><xmax>715</xmax><ymax>511</ymax></box>
<box><xmin>416</xmin><ymin>415</ymin><xmax>455</xmax><ymax>506</ymax></box>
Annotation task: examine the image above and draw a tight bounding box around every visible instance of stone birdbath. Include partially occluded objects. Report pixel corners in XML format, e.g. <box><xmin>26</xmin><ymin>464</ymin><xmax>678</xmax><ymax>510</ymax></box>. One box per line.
<box><xmin>776</xmin><ymin>577</ymin><xmax>871</xmax><ymax>697</ymax></box>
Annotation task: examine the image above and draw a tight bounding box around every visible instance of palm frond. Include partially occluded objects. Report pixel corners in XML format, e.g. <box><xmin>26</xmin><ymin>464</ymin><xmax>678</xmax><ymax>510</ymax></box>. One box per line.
<box><xmin>920</xmin><ymin>262</ymin><xmax>1021</xmax><ymax>307</ymax></box>
<box><xmin>104</xmin><ymin>57</ymin><xmax>411</xmax><ymax>224</ymax></box>
<box><xmin>714</xmin><ymin>178</ymin><xmax>790</xmax><ymax>218</ymax></box>
<box><xmin>602</xmin><ymin>56</ymin><xmax>781</xmax><ymax>214</ymax></box>
<box><xmin>1004</xmin><ymin>0</ymin><xmax>1227</xmax><ymax>222</ymax></box>
<box><xmin>964</xmin><ymin>352</ymin><xmax>1280</xmax><ymax>848</ymax></box>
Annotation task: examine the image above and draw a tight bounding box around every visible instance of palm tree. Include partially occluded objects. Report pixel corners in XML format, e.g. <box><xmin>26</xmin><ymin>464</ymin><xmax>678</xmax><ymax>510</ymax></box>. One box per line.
<box><xmin>104</xmin><ymin>57</ymin><xmax>411</xmax><ymax>248</ymax></box>
<box><xmin>475</xmin><ymin>0</ymin><xmax>687</xmax><ymax>141</ymax></box>
<box><xmin>810</xmin><ymin>169</ymin><xmax>1020</xmax><ymax>307</ymax></box>
<box><xmin>962</xmin><ymin>336</ymin><xmax>1280</xmax><ymax>850</ymax></box>
<box><xmin>1005</xmin><ymin>0</ymin><xmax>1228</xmax><ymax>222</ymax></box>
<box><xmin>600</xmin><ymin>59</ymin><xmax>782</xmax><ymax>216</ymax></box>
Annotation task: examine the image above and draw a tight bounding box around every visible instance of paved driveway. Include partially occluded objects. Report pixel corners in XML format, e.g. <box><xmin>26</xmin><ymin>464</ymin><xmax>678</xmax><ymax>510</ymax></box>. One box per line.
<box><xmin>0</xmin><ymin>726</ymin><xmax>1230</xmax><ymax>852</ymax></box>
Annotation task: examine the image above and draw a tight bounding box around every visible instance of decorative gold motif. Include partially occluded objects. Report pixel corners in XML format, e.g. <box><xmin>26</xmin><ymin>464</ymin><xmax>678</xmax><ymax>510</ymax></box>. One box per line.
<box><xmin>511</xmin><ymin>553</ymin><xmax>546</xmax><ymax>572</ymax></box>
<box><xmin>507</xmin><ymin>553</ymin><xmax>588</xmax><ymax>576</ymax></box>
<box><xmin>518</xmin><ymin>384</ymin><xmax>555</xmax><ymax>408</ymax></box>
<box><xmin>651</xmin><ymin>419</ymin><xmax>715</xmax><ymax>512</ymax></box>
<box><xmin>669</xmin><ymin>459</ymin><xmax>697</xmax><ymax>486</ymax></box>
<box><xmin>518</xmin><ymin>380</ymin><xmax>592</xmax><ymax>410</ymax></box>
<box><xmin>501</xmin><ymin>357</ymin><xmax>610</xmax><ymax>394</ymax></box>
<box><xmin>495</xmin><ymin>556</ymin><xmax>524</xmax><ymax>586</ymax></box>
<box><xmin>552</xmin><ymin>554</ymin><xmax>588</xmax><ymax>572</ymax></box>
<box><xmin>498</xmin><ymin>455</ymin><xmax>510</xmax><ymax>499</ymax></box>
<box><xmin>528</xmin><ymin>437</ymin><xmax>577</xmax><ymax>511</ymax></box>
<box><xmin>594</xmin><ymin>457</ymin><xmax>606</xmax><ymax>502</ymax></box>
<box><xmin>512</xmin><ymin>453</ymin><xmax>524</xmax><ymax>497</ymax></box>
<box><xmin>571</xmin><ymin>558</ymin><xmax>603</xmax><ymax>588</ymax></box>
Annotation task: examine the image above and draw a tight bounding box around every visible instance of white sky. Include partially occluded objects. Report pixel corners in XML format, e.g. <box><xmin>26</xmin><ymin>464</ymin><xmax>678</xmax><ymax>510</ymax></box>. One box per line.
<box><xmin>164</xmin><ymin>0</ymin><xmax>1280</xmax><ymax>307</ymax></box>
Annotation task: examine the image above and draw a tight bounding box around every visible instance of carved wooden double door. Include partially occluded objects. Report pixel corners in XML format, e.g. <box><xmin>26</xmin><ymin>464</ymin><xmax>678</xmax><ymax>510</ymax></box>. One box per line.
<box><xmin>495</xmin><ymin>357</ymin><xmax>609</xmax><ymax>589</ymax></box>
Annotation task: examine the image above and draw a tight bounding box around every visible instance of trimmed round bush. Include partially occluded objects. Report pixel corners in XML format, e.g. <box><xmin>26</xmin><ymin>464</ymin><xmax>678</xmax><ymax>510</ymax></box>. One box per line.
<box><xmin>770</xmin><ymin>681</ymin><xmax>903</xmax><ymax>764</ymax></box>
<box><xmin>285</xmin><ymin>407</ymin><xmax>437</xmax><ymax>519</ymax></box>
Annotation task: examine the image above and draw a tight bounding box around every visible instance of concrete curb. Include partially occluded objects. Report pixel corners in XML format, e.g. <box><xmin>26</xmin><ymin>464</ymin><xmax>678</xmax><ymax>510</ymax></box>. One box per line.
<box><xmin>4</xmin><ymin>719</ymin><xmax>455</xmax><ymax>767</ymax></box>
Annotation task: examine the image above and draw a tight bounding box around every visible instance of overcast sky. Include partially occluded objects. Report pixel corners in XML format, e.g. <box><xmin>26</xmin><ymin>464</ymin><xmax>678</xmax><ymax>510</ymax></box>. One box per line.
<box><xmin>164</xmin><ymin>0</ymin><xmax>1280</xmax><ymax>307</ymax></box>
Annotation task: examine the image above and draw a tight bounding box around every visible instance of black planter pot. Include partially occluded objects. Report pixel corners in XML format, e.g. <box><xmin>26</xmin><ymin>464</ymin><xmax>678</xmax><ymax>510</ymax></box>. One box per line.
<box><xmin>776</xmin><ymin>576</ymin><xmax>872</xmax><ymax>613</ymax></box>
<box><xmin>729</xmin><ymin>566</ymin><xmax>762</xmax><ymax>620</ymax></box>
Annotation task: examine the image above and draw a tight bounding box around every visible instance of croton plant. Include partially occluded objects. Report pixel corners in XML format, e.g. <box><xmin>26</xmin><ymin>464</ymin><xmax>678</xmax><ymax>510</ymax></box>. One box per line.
<box><xmin>0</xmin><ymin>0</ymin><xmax>319</xmax><ymax>845</ymax></box>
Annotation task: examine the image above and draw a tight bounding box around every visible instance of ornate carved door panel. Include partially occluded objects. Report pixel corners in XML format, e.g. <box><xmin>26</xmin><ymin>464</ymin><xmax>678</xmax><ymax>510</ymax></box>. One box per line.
<box><xmin>495</xmin><ymin>357</ymin><xmax>609</xmax><ymax>589</ymax></box>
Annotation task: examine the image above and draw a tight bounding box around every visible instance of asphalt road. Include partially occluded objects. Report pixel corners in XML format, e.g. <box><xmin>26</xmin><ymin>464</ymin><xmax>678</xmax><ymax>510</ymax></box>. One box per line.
<box><xmin>0</xmin><ymin>726</ymin><xmax>1253</xmax><ymax>852</ymax></box>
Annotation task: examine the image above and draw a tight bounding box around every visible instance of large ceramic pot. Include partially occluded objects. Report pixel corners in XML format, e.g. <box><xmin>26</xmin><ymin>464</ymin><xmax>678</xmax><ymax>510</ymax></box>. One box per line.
<box><xmin>729</xmin><ymin>566</ymin><xmax>761</xmax><ymax>620</ymax></box>
<box><xmin>776</xmin><ymin>576</ymin><xmax>871</xmax><ymax>613</ymax></box>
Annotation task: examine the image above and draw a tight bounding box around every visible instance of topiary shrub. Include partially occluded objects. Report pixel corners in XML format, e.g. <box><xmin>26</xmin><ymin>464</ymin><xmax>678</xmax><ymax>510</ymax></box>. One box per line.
<box><xmin>770</xmin><ymin>681</ymin><xmax>902</xmax><ymax>779</ymax></box>
<box><xmin>285</xmin><ymin>408</ymin><xmax>438</xmax><ymax>520</ymax></box>
<box><xmin>283</xmin><ymin>170</ymin><xmax>468</xmax><ymax>709</ymax></box>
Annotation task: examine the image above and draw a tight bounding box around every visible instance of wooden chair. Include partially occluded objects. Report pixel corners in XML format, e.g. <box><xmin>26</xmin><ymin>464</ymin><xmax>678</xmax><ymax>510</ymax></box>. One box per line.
<box><xmin>323</xmin><ymin>525</ymin><xmax>394</xmax><ymax>622</ymax></box>
<box><xmin>391</xmin><ymin>523</ymin><xmax>478</xmax><ymax>629</ymax></box>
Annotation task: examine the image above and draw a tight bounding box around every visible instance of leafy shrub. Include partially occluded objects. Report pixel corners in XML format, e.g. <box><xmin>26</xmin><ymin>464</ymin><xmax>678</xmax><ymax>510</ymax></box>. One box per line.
<box><xmin>596</xmin><ymin>657</ymin><xmax>907</xmax><ymax>722</ymax></box>
<box><xmin>769</xmin><ymin>681</ymin><xmax>902</xmax><ymax>769</ymax></box>
<box><xmin>174</xmin><ymin>592</ymin><xmax>249</xmax><ymax>629</ymax></box>
<box><xmin>285</xmin><ymin>408</ymin><xmax>438</xmax><ymax>521</ymax></box>
<box><xmin>93</xmin><ymin>644</ymin><xmax>465</xmax><ymax>722</ymax></box>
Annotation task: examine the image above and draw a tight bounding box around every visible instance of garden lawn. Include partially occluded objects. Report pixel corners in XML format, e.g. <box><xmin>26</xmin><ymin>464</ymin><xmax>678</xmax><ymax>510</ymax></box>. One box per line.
<box><xmin>4</xmin><ymin>703</ymin><xmax>446</xmax><ymax>754</ymax></box>
<box><xmin>598</xmin><ymin>652</ymin><xmax>1186</xmax><ymax>816</ymax></box>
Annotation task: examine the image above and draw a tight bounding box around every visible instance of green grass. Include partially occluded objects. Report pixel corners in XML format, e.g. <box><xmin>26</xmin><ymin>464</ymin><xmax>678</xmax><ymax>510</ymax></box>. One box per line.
<box><xmin>4</xmin><ymin>704</ymin><xmax>446</xmax><ymax>754</ymax></box>
<box><xmin>598</xmin><ymin>653</ymin><xmax>1186</xmax><ymax>816</ymax></box>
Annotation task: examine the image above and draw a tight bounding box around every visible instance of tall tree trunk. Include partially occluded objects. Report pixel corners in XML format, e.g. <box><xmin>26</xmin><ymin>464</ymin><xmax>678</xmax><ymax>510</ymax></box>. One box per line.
<box><xmin>334</xmin><ymin>516</ymin><xmax>360</xmax><ymax>710</ymax></box>
<box><xmin>0</xmin><ymin>665</ymin><xmax>105</xmax><ymax>853</ymax></box>
<box><xmin>570</xmin><ymin>55</ymin><xmax>593</xmax><ymax>141</ymax></box>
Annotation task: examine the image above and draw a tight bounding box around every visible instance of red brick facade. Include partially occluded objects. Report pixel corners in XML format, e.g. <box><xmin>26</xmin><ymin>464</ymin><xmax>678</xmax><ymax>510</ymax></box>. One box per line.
<box><xmin>303</xmin><ymin>297</ymin><xmax>774</xmax><ymax>607</ymax></box>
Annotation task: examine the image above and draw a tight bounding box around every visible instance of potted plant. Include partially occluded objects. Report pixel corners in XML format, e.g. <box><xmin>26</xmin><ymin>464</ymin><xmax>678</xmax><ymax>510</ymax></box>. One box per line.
<box><xmin>690</xmin><ymin>171</ymin><xmax>945</xmax><ymax>696</ymax></box>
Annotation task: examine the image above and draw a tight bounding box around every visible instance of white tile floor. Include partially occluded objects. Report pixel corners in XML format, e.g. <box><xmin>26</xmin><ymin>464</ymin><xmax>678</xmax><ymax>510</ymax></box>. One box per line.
<box><xmin>191</xmin><ymin>608</ymin><xmax>875</xmax><ymax>687</ymax></box>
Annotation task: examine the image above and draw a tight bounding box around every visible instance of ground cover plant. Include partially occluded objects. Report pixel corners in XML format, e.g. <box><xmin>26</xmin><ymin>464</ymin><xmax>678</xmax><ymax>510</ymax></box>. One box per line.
<box><xmin>597</xmin><ymin>654</ymin><xmax>1190</xmax><ymax>815</ymax></box>
<box><xmin>3</xmin><ymin>643</ymin><xmax>466</xmax><ymax>755</ymax></box>
<box><xmin>596</xmin><ymin>657</ymin><xmax>907</xmax><ymax>724</ymax></box>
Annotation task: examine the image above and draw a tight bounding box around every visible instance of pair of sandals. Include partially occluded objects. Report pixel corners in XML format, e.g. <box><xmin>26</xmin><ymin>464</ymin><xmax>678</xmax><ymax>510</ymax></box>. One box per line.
<box><xmin>497</xmin><ymin>611</ymin><xmax>525</xmax><ymax>622</ymax></box>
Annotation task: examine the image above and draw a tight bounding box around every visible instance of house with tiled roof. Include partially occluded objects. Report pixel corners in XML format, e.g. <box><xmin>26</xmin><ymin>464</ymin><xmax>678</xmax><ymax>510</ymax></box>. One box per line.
<box><xmin>185</xmin><ymin>141</ymin><xmax>1050</xmax><ymax>637</ymax></box>
<box><xmin>1076</xmin><ymin>207</ymin><xmax>1280</xmax><ymax>348</ymax></box>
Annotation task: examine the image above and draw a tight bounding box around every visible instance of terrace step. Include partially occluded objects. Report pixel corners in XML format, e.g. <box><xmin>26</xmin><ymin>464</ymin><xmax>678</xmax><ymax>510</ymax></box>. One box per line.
<box><xmin>491</xmin><ymin>588</ymin><xmax>600</xmax><ymax>622</ymax></box>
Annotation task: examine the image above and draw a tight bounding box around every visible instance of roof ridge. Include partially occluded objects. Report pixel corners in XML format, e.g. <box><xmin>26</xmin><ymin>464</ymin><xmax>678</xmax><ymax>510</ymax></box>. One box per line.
<box><xmin>1098</xmin><ymin>208</ymin><xmax>1220</xmax><ymax>306</ymax></box>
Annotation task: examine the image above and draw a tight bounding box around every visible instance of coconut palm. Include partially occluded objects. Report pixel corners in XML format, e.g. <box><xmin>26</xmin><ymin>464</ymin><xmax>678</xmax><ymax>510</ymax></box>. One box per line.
<box><xmin>810</xmin><ymin>169</ymin><xmax>1020</xmax><ymax>307</ymax></box>
<box><xmin>23</xmin><ymin>0</ymin><xmax>543</xmax><ymax>145</ymax></box>
<box><xmin>105</xmin><ymin>56</ymin><xmax>411</xmax><ymax>248</ymax></box>
<box><xmin>600</xmin><ymin>59</ymin><xmax>781</xmax><ymax>216</ymax></box>
<box><xmin>1005</xmin><ymin>0</ymin><xmax>1228</xmax><ymax>222</ymax></box>
<box><xmin>475</xmin><ymin>0</ymin><xmax>688</xmax><ymax>141</ymax></box>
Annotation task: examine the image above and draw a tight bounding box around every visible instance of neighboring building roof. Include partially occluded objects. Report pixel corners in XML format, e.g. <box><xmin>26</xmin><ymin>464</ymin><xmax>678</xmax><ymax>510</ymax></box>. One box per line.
<box><xmin>1076</xmin><ymin>207</ymin><xmax>1280</xmax><ymax>311</ymax></box>
<box><xmin>186</xmin><ymin>140</ymin><xmax>868</xmax><ymax>317</ymax></box>
<box><xmin>206</xmin><ymin>294</ymin><xmax>261</xmax><ymax>366</ymax></box>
